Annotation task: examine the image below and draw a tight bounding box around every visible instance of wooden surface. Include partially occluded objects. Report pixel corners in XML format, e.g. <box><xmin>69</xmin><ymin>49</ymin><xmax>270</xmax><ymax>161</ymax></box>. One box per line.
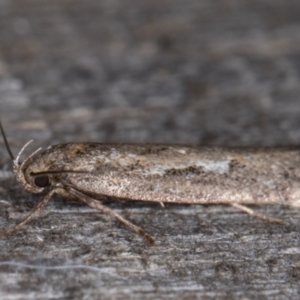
<box><xmin>1</xmin><ymin>1</ymin><xmax>300</xmax><ymax>299</ymax></box>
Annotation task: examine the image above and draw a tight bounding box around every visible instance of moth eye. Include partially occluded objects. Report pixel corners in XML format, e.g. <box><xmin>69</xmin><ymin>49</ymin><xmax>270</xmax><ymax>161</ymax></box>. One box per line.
<box><xmin>34</xmin><ymin>175</ymin><xmax>49</xmax><ymax>188</ymax></box>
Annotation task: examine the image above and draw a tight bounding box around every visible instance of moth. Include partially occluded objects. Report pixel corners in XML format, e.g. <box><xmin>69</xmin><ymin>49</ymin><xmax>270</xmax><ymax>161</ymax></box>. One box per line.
<box><xmin>1</xmin><ymin>121</ymin><xmax>300</xmax><ymax>245</ymax></box>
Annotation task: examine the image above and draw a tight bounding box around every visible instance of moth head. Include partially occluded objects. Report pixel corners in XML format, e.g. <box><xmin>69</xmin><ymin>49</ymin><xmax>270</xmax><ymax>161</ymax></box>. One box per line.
<box><xmin>0</xmin><ymin>121</ymin><xmax>49</xmax><ymax>193</ymax></box>
<box><xmin>13</xmin><ymin>141</ymin><xmax>49</xmax><ymax>193</ymax></box>
<box><xmin>1</xmin><ymin>122</ymin><xmax>87</xmax><ymax>193</ymax></box>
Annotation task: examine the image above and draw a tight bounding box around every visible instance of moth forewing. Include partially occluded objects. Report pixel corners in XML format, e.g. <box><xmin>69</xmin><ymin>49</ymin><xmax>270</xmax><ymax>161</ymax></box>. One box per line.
<box><xmin>40</xmin><ymin>144</ymin><xmax>300</xmax><ymax>206</ymax></box>
<box><xmin>1</xmin><ymin>120</ymin><xmax>300</xmax><ymax>244</ymax></box>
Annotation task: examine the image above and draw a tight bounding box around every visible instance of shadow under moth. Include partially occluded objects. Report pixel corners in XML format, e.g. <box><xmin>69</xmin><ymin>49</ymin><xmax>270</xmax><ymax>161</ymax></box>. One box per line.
<box><xmin>1</xmin><ymin>121</ymin><xmax>300</xmax><ymax>245</ymax></box>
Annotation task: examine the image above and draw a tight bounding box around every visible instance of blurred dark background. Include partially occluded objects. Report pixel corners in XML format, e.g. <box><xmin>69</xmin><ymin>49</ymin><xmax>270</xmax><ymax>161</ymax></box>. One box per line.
<box><xmin>0</xmin><ymin>1</ymin><xmax>300</xmax><ymax>299</ymax></box>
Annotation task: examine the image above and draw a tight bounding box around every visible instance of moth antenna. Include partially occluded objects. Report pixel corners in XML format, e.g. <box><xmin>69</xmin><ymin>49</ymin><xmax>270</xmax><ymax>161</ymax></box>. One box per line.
<box><xmin>31</xmin><ymin>170</ymin><xmax>90</xmax><ymax>177</ymax></box>
<box><xmin>0</xmin><ymin>121</ymin><xmax>14</xmax><ymax>161</ymax></box>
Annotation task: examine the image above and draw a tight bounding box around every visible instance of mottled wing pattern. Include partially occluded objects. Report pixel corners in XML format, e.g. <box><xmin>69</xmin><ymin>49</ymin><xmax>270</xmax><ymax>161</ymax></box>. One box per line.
<box><xmin>27</xmin><ymin>143</ymin><xmax>300</xmax><ymax>206</ymax></box>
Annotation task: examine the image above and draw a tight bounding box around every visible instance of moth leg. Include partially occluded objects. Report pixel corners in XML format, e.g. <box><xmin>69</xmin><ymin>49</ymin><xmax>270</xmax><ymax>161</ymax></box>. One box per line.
<box><xmin>231</xmin><ymin>203</ymin><xmax>282</xmax><ymax>223</ymax></box>
<box><xmin>0</xmin><ymin>189</ymin><xmax>55</xmax><ymax>238</ymax></box>
<box><xmin>66</xmin><ymin>187</ymin><xmax>155</xmax><ymax>245</ymax></box>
